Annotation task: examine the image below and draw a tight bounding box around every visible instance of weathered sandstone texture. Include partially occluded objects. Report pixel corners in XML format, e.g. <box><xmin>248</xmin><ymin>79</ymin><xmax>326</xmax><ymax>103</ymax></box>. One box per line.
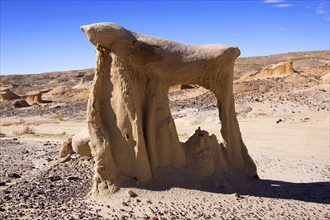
<box><xmin>81</xmin><ymin>22</ymin><xmax>257</xmax><ymax>197</ymax></box>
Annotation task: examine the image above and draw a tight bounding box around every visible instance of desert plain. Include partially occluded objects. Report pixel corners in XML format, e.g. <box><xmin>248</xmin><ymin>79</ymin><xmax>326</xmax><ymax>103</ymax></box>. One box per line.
<box><xmin>0</xmin><ymin>50</ymin><xmax>329</xmax><ymax>219</ymax></box>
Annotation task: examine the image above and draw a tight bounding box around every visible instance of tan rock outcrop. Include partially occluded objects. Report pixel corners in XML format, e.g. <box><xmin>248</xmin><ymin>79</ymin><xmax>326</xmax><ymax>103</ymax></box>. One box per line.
<box><xmin>25</xmin><ymin>91</ymin><xmax>44</xmax><ymax>105</ymax></box>
<box><xmin>238</xmin><ymin>61</ymin><xmax>295</xmax><ymax>81</ymax></box>
<box><xmin>81</xmin><ymin>22</ymin><xmax>257</xmax><ymax>197</ymax></box>
<box><xmin>25</xmin><ymin>90</ymin><xmax>52</xmax><ymax>105</ymax></box>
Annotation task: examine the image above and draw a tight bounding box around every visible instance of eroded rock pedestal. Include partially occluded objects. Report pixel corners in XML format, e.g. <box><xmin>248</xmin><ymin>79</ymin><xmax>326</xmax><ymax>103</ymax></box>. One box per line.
<box><xmin>81</xmin><ymin>22</ymin><xmax>257</xmax><ymax>197</ymax></box>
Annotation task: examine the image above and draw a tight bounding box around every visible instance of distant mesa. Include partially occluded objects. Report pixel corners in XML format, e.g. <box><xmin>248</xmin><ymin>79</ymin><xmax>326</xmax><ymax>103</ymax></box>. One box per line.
<box><xmin>238</xmin><ymin>61</ymin><xmax>296</xmax><ymax>82</ymax></box>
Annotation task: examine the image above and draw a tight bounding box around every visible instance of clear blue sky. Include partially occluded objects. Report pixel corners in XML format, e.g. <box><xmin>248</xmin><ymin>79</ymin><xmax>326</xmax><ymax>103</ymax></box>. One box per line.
<box><xmin>1</xmin><ymin>0</ymin><xmax>329</xmax><ymax>75</ymax></box>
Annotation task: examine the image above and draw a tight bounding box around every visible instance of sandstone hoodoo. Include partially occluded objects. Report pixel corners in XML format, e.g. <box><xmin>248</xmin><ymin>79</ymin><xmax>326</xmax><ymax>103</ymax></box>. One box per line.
<box><xmin>81</xmin><ymin>22</ymin><xmax>257</xmax><ymax>197</ymax></box>
<box><xmin>25</xmin><ymin>90</ymin><xmax>53</xmax><ymax>105</ymax></box>
<box><xmin>25</xmin><ymin>90</ymin><xmax>45</xmax><ymax>105</ymax></box>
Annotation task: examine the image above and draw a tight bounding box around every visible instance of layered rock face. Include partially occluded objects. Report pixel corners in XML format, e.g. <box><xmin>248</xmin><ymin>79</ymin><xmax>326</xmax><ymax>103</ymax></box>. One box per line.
<box><xmin>81</xmin><ymin>22</ymin><xmax>257</xmax><ymax>197</ymax></box>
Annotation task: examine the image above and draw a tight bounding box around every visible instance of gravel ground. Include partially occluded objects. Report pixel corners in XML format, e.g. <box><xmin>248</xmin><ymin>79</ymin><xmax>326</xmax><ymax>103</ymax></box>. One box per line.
<box><xmin>0</xmin><ymin>73</ymin><xmax>329</xmax><ymax>219</ymax></box>
<box><xmin>1</xmin><ymin>137</ymin><xmax>329</xmax><ymax>219</ymax></box>
<box><xmin>0</xmin><ymin>138</ymin><xmax>96</xmax><ymax>219</ymax></box>
<box><xmin>0</xmin><ymin>100</ymin><xmax>87</xmax><ymax>118</ymax></box>
<box><xmin>169</xmin><ymin>77</ymin><xmax>329</xmax><ymax>119</ymax></box>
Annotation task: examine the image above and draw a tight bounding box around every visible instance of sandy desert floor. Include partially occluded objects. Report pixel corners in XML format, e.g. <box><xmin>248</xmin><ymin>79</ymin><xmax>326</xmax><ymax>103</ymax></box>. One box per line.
<box><xmin>0</xmin><ymin>51</ymin><xmax>329</xmax><ymax>219</ymax></box>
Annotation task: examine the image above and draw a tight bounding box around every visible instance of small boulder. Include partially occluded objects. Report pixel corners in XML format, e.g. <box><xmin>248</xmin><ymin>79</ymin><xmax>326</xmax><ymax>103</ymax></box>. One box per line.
<box><xmin>127</xmin><ymin>190</ymin><xmax>137</xmax><ymax>198</ymax></box>
<box><xmin>72</xmin><ymin>129</ymin><xmax>91</xmax><ymax>157</ymax></box>
<box><xmin>59</xmin><ymin>137</ymin><xmax>74</xmax><ymax>158</ymax></box>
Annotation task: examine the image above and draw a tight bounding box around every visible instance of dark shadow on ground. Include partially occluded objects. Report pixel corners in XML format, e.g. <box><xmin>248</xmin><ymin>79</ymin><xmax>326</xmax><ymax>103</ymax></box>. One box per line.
<box><xmin>238</xmin><ymin>179</ymin><xmax>330</xmax><ymax>204</ymax></box>
<box><xmin>121</xmin><ymin>176</ymin><xmax>330</xmax><ymax>204</ymax></box>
